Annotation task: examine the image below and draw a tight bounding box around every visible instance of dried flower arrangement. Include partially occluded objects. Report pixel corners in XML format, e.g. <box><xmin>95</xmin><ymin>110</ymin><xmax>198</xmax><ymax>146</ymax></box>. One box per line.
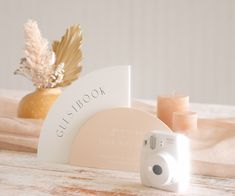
<box><xmin>14</xmin><ymin>20</ymin><xmax>82</xmax><ymax>88</ymax></box>
<box><xmin>15</xmin><ymin>20</ymin><xmax>83</xmax><ymax>119</ymax></box>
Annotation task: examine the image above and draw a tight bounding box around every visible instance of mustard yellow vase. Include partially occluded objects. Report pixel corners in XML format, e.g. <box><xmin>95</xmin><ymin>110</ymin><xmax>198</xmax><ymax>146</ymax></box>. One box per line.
<box><xmin>17</xmin><ymin>88</ymin><xmax>61</xmax><ymax>119</ymax></box>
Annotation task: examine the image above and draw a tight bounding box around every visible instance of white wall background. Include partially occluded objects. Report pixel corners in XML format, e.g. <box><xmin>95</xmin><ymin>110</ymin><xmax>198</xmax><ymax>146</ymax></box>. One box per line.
<box><xmin>0</xmin><ymin>0</ymin><xmax>235</xmax><ymax>105</ymax></box>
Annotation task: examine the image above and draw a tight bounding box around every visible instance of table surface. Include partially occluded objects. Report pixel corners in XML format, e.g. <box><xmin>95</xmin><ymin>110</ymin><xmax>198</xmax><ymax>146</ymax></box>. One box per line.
<box><xmin>0</xmin><ymin>91</ymin><xmax>235</xmax><ymax>195</ymax></box>
<box><xmin>0</xmin><ymin>150</ymin><xmax>234</xmax><ymax>196</ymax></box>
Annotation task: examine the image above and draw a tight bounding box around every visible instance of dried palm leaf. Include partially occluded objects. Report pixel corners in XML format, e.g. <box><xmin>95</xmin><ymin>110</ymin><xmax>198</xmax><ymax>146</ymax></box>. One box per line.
<box><xmin>52</xmin><ymin>25</ymin><xmax>83</xmax><ymax>87</ymax></box>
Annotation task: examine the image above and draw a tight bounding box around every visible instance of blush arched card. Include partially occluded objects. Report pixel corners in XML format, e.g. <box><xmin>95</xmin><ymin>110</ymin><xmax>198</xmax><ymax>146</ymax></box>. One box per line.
<box><xmin>69</xmin><ymin>107</ymin><xmax>170</xmax><ymax>172</ymax></box>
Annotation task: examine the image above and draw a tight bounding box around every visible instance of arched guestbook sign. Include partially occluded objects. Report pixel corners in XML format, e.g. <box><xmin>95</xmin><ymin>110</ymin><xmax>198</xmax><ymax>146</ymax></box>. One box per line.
<box><xmin>69</xmin><ymin>108</ymin><xmax>171</xmax><ymax>172</ymax></box>
<box><xmin>38</xmin><ymin>66</ymin><xmax>131</xmax><ymax>163</ymax></box>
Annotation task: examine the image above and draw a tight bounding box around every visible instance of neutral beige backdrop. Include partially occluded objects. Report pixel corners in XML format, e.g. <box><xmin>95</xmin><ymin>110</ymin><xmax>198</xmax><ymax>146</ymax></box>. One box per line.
<box><xmin>0</xmin><ymin>0</ymin><xmax>235</xmax><ymax>105</ymax></box>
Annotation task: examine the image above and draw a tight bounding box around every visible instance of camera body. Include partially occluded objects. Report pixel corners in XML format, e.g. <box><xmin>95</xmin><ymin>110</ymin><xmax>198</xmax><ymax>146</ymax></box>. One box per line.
<box><xmin>140</xmin><ymin>130</ymin><xmax>190</xmax><ymax>192</ymax></box>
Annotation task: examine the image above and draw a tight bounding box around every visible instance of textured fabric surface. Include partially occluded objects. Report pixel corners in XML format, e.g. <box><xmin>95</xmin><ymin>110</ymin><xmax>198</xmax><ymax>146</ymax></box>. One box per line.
<box><xmin>0</xmin><ymin>89</ymin><xmax>42</xmax><ymax>152</ymax></box>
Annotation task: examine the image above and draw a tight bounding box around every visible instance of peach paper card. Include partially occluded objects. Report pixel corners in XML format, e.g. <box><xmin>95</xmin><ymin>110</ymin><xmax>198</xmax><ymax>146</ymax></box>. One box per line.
<box><xmin>69</xmin><ymin>108</ymin><xmax>171</xmax><ymax>172</ymax></box>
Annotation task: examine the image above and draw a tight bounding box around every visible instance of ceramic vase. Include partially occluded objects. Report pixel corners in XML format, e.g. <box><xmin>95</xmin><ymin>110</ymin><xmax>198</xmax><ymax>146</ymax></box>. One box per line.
<box><xmin>17</xmin><ymin>88</ymin><xmax>61</xmax><ymax>119</ymax></box>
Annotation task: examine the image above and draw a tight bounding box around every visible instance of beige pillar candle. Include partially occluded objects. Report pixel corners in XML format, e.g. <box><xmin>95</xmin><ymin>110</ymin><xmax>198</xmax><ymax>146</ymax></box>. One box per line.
<box><xmin>157</xmin><ymin>94</ymin><xmax>189</xmax><ymax>129</ymax></box>
<box><xmin>172</xmin><ymin>111</ymin><xmax>197</xmax><ymax>133</ymax></box>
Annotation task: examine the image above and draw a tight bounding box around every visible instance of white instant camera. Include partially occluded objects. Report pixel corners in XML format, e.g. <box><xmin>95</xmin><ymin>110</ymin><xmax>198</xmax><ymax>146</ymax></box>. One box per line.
<box><xmin>140</xmin><ymin>130</ymin><xmax>190</xmax><ymax>192</ymax></box>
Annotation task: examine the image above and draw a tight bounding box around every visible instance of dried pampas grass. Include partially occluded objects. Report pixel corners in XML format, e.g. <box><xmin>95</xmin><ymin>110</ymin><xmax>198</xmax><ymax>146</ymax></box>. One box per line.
<box><xmin>14</xmin><ymin>20</ymin><xmax>83</xmax><ymax>89</ymax></box>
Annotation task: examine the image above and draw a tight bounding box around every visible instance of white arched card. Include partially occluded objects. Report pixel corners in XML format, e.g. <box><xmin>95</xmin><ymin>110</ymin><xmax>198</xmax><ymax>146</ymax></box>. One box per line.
<box><xmin>38</xmin><ymin>66</ymin><xmax>131</xmax><ymax>163</ymax></box>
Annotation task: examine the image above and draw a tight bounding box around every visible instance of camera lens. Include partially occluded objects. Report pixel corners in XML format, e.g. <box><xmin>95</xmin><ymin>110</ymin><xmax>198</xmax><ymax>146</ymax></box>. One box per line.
<box><xmin>152</xmin><ymin>164</ymin><xmax>162</xmax><ymax>175</ymax></box>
